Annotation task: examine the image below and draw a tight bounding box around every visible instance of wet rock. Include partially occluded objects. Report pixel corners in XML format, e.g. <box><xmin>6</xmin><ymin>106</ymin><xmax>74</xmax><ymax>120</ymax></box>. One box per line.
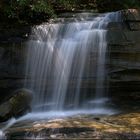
<box><xmin>0</xmin><ymin>43</ymin><xmax>27</xmax><ymax>104</ymax></box>
<box><xmin>0</xmin><ymin>88</ymin><xmax>33</xmax><ymax>122</ymax></box>
<box><xmin>10</xmin><ymin>88</ymin><xmax>33</xmax><ymax>117</ymax></box>
<box><xmin>5</xmin><ymin>112</ymin><xmax>140</xmax><ymax>139</ymax></box>
<box><xmin>107</xmin><ymin>22</ymin><xmax>126</xmax><ymax>31</ymax></box>
<box><xmin>0</xmin><ymin>102</ymin><xmax>12</xmax><ymax>122</ymax></box>
<box><xmin>123</xmin><ymin>9</ymin><xmax>140</xmax><ymax>21</ymax></box>
<box><xmin>122</xmin><ymin>9</ymin><xmax>140</xmax><ymax>31</ymax></box>
<box><xmin>107</xmin><ymin>10</ymin><xmax>140</xmax><ymax>100</ymax></box>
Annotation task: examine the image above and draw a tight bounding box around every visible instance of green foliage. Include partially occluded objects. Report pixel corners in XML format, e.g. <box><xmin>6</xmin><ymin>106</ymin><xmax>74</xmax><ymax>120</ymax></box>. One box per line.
<box><xmin>0</xmin><ymin>0</ymin><xmax>77</xmax><ymax>23</ymax></box>
<box><xmin>31</xmin><ymin>1</ymin><xmax>54</xmax><ymax>15</ymax></box>
<box><xmin>122</xmin><ymin>0</ymin><xmax>140</xmax><ymax>8</ymax></box>
<box><xmin>16</xmin><ymin>0</ymin><xmax>29</xmax><ymax>6</ymax></box>
<box><xmin>0</xmin><ymin>0</ymin><xmax>140</xmax><ymax>24</ymax></box>
<box><xmin>58</xmin><ymin>0</ymin><xmax>77</xmax><ymax>8</ymax></box>
<box><xmin>1</xmin><ymin>1</ymin><xmax>43</xmax><ymax>21</ymax></box>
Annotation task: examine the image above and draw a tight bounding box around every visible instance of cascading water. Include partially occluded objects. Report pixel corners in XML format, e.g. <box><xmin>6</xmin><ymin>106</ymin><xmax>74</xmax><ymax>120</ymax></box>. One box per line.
<box><xmin>0</xmin><ymin>118</ymin><xmax>16</xmax><ymax>140</ymax></box>
<box><xmin>25</xmin><ymin>12</ymin><xmax>122</xmax><ymax>114</ymax></box>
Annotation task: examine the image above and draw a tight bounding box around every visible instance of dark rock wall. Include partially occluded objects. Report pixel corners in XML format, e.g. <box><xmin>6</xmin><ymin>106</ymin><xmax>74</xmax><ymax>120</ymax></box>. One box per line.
<box><xmin>107</xmin><ymin>9</ymin><xmax>140</xmax><ymax>105</ymax></box>
<box><xmin>0</xmin><ymin>42</ymin><xmax>27</xmax><ymax>103</ymax></box>
<box><xmin>0</xmin><ymin>25</ymin><xmax>30</xmax><ymax>103</ymax></box>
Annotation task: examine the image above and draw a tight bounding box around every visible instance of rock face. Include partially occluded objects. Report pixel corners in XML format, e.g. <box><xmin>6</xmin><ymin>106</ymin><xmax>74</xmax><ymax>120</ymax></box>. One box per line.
<box><xmin>0</xmin><ymin>88</ymin><xmax>32</xmax><ymax>122</ymax></box>
<box><xmin>0</xmin><ymin>25</ymin><xmax>30</xmax><ymax>103</ymax></box>
<box><xmin>107</xmin><ymin>9</ymin><xmax>140</xmax><ymax>105</ymax></box>
<box><xmin>0</xmin><ymin>42</ymin><xmax>27</xmax><ymax>103</ymax></box>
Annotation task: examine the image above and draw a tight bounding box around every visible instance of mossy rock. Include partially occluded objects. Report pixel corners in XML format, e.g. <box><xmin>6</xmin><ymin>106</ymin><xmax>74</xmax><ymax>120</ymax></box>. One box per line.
<box><xmin>0</xmin><ymin>88</ymin><xmax>33</xmax><ymax>122</ymax></box>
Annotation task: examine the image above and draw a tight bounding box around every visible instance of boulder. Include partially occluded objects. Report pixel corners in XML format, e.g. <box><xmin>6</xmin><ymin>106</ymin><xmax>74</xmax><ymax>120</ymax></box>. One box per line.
<box><xmin>123</xmin><ymin>9</ymin><xmax>140</xmax><ymax>21</ymax></box>
<box><xmin>0</xmin><ymin>88</ymin><xmax>33</xmax><ymax>122</ymax></box>
<box><xmin>122</xmin><ymin>9</ymin><xmax>140</xmax><ymax>31</ymax></box>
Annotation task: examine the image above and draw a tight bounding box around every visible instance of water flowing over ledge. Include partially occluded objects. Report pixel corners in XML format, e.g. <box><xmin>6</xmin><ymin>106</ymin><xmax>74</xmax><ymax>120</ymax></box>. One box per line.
<box><xmin>24</xmin><ymin>11</ymin><xmax>122</xmax><ymax>114</ymax></box>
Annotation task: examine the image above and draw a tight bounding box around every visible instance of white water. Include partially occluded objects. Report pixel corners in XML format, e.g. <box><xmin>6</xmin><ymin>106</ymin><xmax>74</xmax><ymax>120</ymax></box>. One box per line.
<box><xmin>25</xmin><ymin>12</ymin><xmax>122</xmax><ymax>114</ymax></box>
<box><xmin>0</xmin><ymin>118</ymin><xmax>16</xmax><ymax>139</ymax></box>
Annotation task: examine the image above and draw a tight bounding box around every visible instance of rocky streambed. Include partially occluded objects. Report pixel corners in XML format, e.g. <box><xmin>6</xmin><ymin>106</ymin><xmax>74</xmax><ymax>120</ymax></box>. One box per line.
<box><xmin>0</xmin><ymin>111</ymin><xmax>139</xmax><ymax>139</ymax></box>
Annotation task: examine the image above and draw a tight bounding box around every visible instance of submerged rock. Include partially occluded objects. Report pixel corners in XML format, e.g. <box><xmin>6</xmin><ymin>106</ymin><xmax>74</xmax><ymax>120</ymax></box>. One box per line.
<box><xmin>0</xmin><ymin>88</ymin><xmax>33</xmax><ymax>122</ymax></box>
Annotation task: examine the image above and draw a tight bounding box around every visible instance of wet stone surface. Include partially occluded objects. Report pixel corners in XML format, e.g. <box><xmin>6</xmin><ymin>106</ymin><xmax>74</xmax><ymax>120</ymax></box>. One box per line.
<box><xmin>2</xmin><ymin>112</ymin><xmax>140</xmax><ymax>139</ymax></box>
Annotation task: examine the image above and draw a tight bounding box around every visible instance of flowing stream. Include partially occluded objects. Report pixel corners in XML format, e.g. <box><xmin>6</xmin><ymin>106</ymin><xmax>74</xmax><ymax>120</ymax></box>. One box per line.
<box><xmin>25</xmin><ymin>12</ymin><xmax>122</xmax><ymax>114</ymax></box>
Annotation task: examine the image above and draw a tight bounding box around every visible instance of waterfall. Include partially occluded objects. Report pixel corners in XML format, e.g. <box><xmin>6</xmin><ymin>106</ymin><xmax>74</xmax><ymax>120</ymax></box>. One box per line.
<box><xmin>25</xmin><ymin>12</ymin><xmax>122</xmax><ymax>113</ymax></box>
